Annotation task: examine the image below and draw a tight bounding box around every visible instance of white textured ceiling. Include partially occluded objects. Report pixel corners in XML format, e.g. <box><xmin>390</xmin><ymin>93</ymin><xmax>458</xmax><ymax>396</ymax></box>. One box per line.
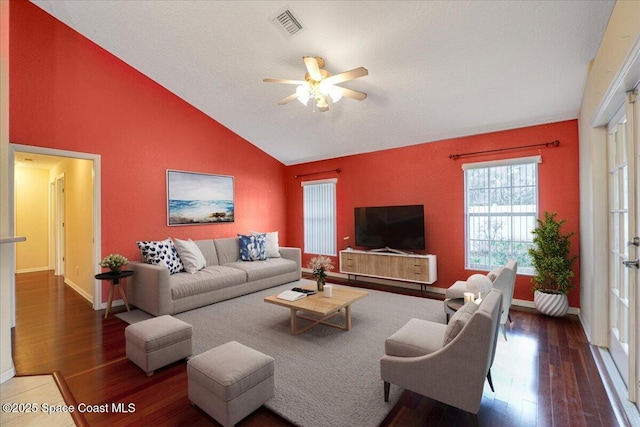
<box><xmin>32</xmin><ymin>1</ymin><xmax>614</xmax><ymax>166</ymax></box>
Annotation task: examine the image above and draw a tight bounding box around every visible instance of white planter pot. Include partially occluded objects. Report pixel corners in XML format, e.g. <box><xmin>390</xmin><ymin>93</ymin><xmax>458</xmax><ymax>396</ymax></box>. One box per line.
<box><xmin>534</xmin><ymin>290</ymin><xmax>569</xmax><ymax>317</ymax></box>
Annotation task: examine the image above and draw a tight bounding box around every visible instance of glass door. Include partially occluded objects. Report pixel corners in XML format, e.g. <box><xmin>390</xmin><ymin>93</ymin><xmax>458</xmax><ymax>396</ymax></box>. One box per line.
<box><xmin>608</xmin><ymin>94</ymin><xmax>638</xmax><ymax>403</ymax></box>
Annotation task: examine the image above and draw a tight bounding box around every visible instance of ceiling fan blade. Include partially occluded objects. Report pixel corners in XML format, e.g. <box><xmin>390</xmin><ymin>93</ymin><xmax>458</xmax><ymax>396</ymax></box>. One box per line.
<box><xmin>303</xmin><ymin>56</ymin><xmax>323</xmax><ymax>82</ymax></box>
<box><xmin>335</xmin><ymin>86</ymin><xmax>367</xmax><ymax>101</ymax></box>
<box><xmin>263</xmin><ymin>78</ymin><xmax>306</xmax><ymax>85</ymax></box>
<box><xmin>323</xmin><ymin>67</ymin><xmax>368</xmax><ymax>85</ymax></box>
<box><xmin>277</xmin><ymin>93</ymin><xmax>299</xmax><ymax>105</ymax></box>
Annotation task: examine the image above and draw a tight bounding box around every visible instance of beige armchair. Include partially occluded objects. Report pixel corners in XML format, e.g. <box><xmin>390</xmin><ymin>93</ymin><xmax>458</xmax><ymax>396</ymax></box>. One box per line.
<box><xmin>445</xmin><ymin>259</ymin><xmax>517</xmax><ymax>339</ymax></box>
<box><xmin>381</xmin><ymin>288</ymin><xmax>503</xmax><ymax>426</ymax></box>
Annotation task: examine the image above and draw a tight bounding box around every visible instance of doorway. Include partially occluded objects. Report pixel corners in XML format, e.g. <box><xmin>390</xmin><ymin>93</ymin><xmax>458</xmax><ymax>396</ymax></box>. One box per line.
<box><xmin>10</xmin><ymin>144</ymin><xmax>102</xmax><ymax>326</ymax></box>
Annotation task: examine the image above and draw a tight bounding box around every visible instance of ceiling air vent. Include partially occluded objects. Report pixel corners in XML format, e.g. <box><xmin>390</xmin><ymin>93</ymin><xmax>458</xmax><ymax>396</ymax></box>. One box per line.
<box><xmin>271</xmin><ymin>6</ymin><xmax>305</xmax><ymax>39</ymax></box>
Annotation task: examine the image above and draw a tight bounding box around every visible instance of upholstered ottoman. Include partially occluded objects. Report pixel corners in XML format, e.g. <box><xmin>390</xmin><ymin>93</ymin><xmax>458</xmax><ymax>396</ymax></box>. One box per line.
<box><xmin>125</xmin><ymin>315</ymin><xmax>192</xmax><ymax>376</ymax></box>
<box><xmin>187</xmin><ymin>341</ymin><xmax>275</xmax><ymax>427</ymax></box>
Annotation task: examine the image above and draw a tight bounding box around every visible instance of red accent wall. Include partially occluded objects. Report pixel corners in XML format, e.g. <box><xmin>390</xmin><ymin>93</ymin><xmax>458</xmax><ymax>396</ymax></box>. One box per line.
<box><xmin>285</xmin><ymin>120</ymin><xmax>581</xmax><ymax>307</ymax></box>
<box><xmin>9</xmin><ymin>0</ymin><xmax>288</xmax><ymax>302</ymax></box>
<box><xmin>10</xmin><ymin>0</ymin><xmax>581</xmax><ymax>308</ymax></box>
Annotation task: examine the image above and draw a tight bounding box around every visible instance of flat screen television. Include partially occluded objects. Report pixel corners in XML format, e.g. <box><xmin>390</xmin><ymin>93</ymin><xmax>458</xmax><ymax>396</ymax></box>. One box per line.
<box><xmin>354</xmin><ymin>205</ymin><xmax>425</xmax><ymax>251</ymax></box>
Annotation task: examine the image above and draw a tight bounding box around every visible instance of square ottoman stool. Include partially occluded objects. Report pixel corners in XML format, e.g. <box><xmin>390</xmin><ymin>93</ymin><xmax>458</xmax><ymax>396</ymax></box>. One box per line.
<box><xmin>125</xmin><ymin>315</ymin><xmax>192</xmax><ymax>376</ymax></box>
<box><xmin>188</xmin><ymin>341</ymin><xmax>275</xmax><ymax>427</ymax></box>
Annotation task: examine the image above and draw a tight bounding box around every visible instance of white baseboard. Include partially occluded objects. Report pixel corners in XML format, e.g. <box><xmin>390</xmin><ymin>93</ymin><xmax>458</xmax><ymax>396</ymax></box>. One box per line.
<box><xmin>510</xmin><ymin>297</ymin><xmax>579</xmax><ymax>315</ymax></box>
<box><xmin>15</xmin><ymin>266</ymin><xmax>50</xmax><ymax>274</ymax></box>
<box><xmin>63</xmin><ymin>277</ymin><xmax>93</xmax><ymax>304</ymax></box>
<box><xmin>65</xmin><ymin>278</ymin><xmax>120</xmax><ymax>311</ymax></box>
<box><xmin>0</xmin><ymin>366</ymin><xmax>16</xmax><ymax>384</ymax></box>
<box><xmin>594</xmin><ymin>346</ymin><xmax>640</xmax><ymax>426</ymax></box>
<box><xmin>579</xmin><ymin>313</ymin><xmax>593</xmax><ymax>345</ymax></box>
<box><xmin>317</xmin><ymin>269</ymin><xmax>580</xmax><ymax>315</ymax></box>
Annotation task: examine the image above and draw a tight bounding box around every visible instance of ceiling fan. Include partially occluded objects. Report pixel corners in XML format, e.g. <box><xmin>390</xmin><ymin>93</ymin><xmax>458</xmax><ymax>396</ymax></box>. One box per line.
<box><xmin>264</xmin><ymin>56</ymin><xmax>368</xmax><ymax>112</ymax></box>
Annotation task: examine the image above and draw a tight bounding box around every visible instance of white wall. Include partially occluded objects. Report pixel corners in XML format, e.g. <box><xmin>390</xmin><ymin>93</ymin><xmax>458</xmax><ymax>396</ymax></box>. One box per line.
<box><xmin>50</xmin><ymin>157</ymin><xmax>95</xmax><ymax>301</ymax></box>
<box><xmin>579</xmin><ymin>1</ymin><xmax>640</xmax><ymax>345</ymax></box>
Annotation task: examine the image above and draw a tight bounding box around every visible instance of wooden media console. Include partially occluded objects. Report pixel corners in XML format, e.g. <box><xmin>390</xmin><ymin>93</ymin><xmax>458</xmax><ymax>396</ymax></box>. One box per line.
<box><xmin>339</xmin><ymin>250</ymin><xmax>437</xmax><ymax>290</ymax></box>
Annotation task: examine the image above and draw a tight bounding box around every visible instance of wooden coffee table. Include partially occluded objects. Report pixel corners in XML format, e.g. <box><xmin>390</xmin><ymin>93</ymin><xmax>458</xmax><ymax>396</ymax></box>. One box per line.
<box><xmin>264</xmin><ymin>284</ymin><xmax>369</xmax><ymax>335</ymax></box>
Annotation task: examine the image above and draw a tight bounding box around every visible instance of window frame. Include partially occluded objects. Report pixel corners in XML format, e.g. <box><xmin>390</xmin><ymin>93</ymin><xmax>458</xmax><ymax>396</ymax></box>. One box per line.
<box><xmin>302</xmin><ymin>178</ymin><xmax>337</xmax><ymax>256</ymax></box>
<box><xmin>463</xmin><ymin>155</ymin><xmax>541</xmax><ymax>274</ymax></box>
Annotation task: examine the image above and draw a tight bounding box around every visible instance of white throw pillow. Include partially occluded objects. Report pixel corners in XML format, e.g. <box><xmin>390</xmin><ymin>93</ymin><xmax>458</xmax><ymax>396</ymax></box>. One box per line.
<box><xmin>173</xmin><ymin>238</ymin><xmax>207</xmax><ymax>273</ymax></box>
<box><xmin>251</xmin><ymin>231</ymin><xmax>280</xmax><ymax>258</ymax></box>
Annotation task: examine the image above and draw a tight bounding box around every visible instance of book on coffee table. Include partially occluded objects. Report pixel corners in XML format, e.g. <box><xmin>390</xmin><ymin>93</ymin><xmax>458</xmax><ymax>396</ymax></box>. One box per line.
<box><xmin>277</xmin><ymin>290</ymin><xmax>307</xmax><ymax>301</ymax></box>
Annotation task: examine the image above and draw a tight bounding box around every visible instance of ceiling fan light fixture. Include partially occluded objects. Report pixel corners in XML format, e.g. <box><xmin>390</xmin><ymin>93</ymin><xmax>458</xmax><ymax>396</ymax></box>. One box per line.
<box><xmin>329</xmin><ymin>87</ymin><xmax>343</xmax><ymax>103</ymax></box>
<box><xmin>296</xmin><ymin>85</ymin><xmax>310</xmax><ymax>106</ymax></box>
<box><xmin>316</xmin><ymin>96</ymin><xmax>329</xmax><ymax>112</ymax></box>
<box><xmin>264</xmin><ymin>56</ymin><xmax>368</xmax><ymax>112</ymax></box>
<box><xmin>318</xmin><ymin>80</ymin><xmax>331</xmax><ymax>95</ymax></box>
<box><xmin>318</xmin><ymin>80</ymin><xmax>342</xmax><ymax>103</ymax></box>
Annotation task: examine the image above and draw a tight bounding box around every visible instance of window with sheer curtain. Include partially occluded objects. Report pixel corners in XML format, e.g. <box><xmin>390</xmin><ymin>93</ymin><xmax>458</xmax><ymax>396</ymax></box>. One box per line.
<box><xmin>463</xmin><ymin>156</ymin><xmax>540</xmax><ymax>274</ymax></box>
<box><xmin>302</xmin><ymin>179</ymin><xmax>337</xmax><ymax>256</ymax></box>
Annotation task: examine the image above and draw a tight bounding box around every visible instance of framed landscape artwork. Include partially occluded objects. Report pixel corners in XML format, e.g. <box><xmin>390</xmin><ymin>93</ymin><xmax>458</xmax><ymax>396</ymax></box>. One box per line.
<box><xmin>167</xmin><ymin>170</ymin><xmax>235</xmax><ymax>226</ymax></box>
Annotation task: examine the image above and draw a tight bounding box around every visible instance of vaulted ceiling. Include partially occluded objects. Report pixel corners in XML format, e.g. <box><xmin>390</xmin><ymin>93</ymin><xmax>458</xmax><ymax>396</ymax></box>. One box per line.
<box><xmin>32</xmin><ymin>1</ymin><xmax>615</xmax><ymax>165</ymax></box>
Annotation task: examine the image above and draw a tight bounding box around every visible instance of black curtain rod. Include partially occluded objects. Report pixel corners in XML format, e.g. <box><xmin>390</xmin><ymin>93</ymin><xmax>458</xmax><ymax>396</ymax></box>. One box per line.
<box><xmin>449</xmin><ymin>140</ymin><xmax>560</xmax><ymax>160</ymax></box>
<box><xmin>294</xmin><ymin>168</ymin><xmax>341</xmax><ymax>179</ymax></box>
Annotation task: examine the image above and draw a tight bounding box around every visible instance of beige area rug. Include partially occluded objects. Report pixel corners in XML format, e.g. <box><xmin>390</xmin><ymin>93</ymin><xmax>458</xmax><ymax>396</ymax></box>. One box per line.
<box><xmin>161</xmin><ymin>279</ymin><xmax>447</xmax><ymax>427</ymax></box>
<box><xmin>115</xmin><ymin>308</ymin><xmax>153</xmax><ymax>324</ymax></box>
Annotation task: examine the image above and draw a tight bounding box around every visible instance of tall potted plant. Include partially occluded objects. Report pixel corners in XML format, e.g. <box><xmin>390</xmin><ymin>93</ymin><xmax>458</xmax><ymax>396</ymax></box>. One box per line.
<box><xmin>528</xmin><ymin>211</ymin><xmax>578</xmax><ymax>317</ymax></box>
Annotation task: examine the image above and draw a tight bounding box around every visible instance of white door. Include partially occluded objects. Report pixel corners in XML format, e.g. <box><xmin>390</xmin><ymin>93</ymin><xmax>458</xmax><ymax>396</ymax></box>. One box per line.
<box><xmin>608</xmin><ymin>92</ymin><xmax>638</xmax><ymax>404</ymax></box>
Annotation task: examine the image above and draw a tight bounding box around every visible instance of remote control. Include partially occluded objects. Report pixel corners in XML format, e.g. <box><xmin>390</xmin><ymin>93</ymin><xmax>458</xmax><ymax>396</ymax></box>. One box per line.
<box><xmin>292</xmin><ymin>287</ymin><xmax>316</xmax><ymax>295</ymax></box>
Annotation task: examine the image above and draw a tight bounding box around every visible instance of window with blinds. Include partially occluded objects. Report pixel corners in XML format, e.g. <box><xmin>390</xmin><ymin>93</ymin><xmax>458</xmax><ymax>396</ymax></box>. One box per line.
<box><xmin>463</xmin><ymin>156</ymin><xmax>540</xmax><ymax>274</ymax></box>
<box><xmin>302</xmin><ymin>179</ymin><xmax>337</xmax><ymax>256</ymax></box>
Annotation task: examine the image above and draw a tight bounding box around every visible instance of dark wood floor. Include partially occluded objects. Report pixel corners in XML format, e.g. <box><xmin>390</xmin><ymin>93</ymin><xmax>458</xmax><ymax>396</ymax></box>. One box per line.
<box><xmin>12</xmin><ymin>271</ymin><xmax>623</xmax><ymax>426</ymax></box>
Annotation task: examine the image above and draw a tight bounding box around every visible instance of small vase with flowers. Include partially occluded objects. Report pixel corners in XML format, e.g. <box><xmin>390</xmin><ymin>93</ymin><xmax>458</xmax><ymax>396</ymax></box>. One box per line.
<box><xmin>307</xmin><ymin>256</ymin><xmax>334</xmax><ymax>291</ymax></box>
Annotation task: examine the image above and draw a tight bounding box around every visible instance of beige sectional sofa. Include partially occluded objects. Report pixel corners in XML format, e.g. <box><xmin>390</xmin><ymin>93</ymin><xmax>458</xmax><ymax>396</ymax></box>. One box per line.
<box><xmin>127</xmin><ymin>237</ymin><xmax>301</xmax><ymax>316</ymax></box>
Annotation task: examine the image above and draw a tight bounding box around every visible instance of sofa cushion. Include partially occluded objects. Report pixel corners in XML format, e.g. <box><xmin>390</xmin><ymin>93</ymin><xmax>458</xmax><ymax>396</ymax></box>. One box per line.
<box><xmin>213</xmin><ymin>238</ymin><xmax>241</xmax><ymax>265</ymax></box>
<box><xmin>170</xmin><ymin>266</ymin><xmax>247</xmax><ymax>300</ymax></box>
<box><xmin>238</xmin><ymin>233</ymin><xmax>267</xmax><ymax>261</ymax></box>
<box><xmin>193</xmin><ymin>239</ymin><xmax>219</xmax><ymax>266</ymax></box>
<box><xmin>251</xmin><ymin>231</ymin><xmax>280</xmax><ymax>258</ymax></box>
<box><xmin>443</xmin><ymin>302</ymin><xmax>479</xmax><ymax>345</ymax></box>
<box><xmin>136</xmin><ymin>238</ymin><xmax>184</xmax><ymax>274</ymax></box>
<box><xmin>174</xmin><ymin>238</ymin><xmax>207</xmax><ymax>274</ymax></box>
<box><xmin>384</xmin><ymin>318</ymin><xmax>447</xmax><ymax>357</ymax></box>
<box><xmin>223</xmin><ymin>258</ymin><xmax>297</xmax><ymax>281</ymax></box>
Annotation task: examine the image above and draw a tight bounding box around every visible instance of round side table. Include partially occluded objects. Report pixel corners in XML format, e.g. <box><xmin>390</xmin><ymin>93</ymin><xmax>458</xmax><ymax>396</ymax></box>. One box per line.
<box><xmin>444</xmin><ymin>298</ymin><xmax>465</xmax><ymax>323</ymax></box>
<box><xmin>95</xmin><ymin>270</ymin><xmax>134</xmax><ymax>318</ymax></box>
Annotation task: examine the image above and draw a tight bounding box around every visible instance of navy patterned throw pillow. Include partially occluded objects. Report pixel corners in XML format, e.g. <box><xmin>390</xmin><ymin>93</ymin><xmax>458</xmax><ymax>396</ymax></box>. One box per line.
<box><xmin>136</xmin><ymin>238</ymin><xmax>184</xmax><ymax>274</ymax></box>
<box><xmin>238</xmin><ymin>233</ymin><xmax>267</xmax><ymax>261</ymax></box>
